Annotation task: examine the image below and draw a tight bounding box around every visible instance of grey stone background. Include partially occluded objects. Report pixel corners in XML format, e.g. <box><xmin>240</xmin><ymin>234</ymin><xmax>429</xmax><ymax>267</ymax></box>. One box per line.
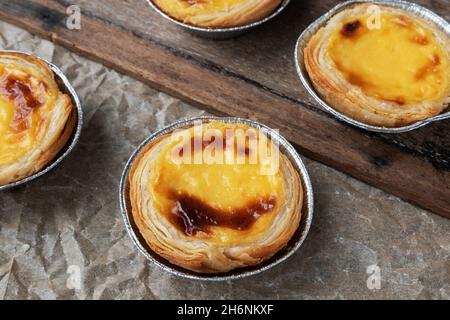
<box><xmin>0</xmin><ymin>22</ymin><xmax>449</xmax><ymax>299</ymax></box>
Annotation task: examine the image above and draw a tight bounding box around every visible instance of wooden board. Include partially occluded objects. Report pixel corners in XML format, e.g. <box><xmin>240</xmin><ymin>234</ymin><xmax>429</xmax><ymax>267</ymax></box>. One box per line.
<box><xmin>0</xmin><ymin>0</ymin><xmax>449</xmax><ymax>218</ymax></box>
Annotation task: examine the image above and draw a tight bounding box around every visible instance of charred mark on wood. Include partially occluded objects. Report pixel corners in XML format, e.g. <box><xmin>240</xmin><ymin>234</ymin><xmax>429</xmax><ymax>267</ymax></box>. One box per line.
<box><xmin>0</xmin><ymin>0</ymin><xmax>65</xmax><ymax>29</ymax></box>
<box><xmin>417</xmin><ymin>141</ymin><xmax>450</xmax><ymax>170</ymax></box>
<box><xmin>376</xmin><ymin>132</ymin><xmax>450</xmax><ymax>171</ymax></box>
<box><xmin>37</xmin><ymin>8</ymin><xmax>64</xmax><ymax>29</ymax></box>
<box><xmin>369</xmin><ymin>155</ymin><xmax>389</xmax><ymax>168</ymax></box>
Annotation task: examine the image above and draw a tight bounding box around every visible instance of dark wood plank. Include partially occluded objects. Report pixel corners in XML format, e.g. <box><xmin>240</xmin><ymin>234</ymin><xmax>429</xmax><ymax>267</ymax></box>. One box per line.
<box><xmin>0</xmin><ymin>0</ymin><xmax>449</xmax><ymax>218</ymax></box>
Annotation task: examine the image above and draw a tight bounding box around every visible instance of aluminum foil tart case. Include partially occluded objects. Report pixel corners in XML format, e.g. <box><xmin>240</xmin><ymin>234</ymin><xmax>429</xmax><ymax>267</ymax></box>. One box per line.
<box><xmin>295</xmin><ymin>0</ymin><xmax>450</xmax><ymax>133</ymax></box>
<box><xmin>146</xmin><ymin>0</ymin><xmax>291</xmax><ymax>39</ymax></box>
<box><xmin>119</xmin><ymin>116</ymin><xmax>314</xmax><ymax>281</ymax></box>
<box><xmin>0</xmin><ymin>51</ymin><xmax>83</xmax><ymax>191</ymax></box>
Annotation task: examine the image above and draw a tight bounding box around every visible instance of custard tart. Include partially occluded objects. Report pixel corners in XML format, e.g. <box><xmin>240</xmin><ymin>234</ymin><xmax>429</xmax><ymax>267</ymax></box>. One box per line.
<box><xmin>304</xmin><ymin>4</ymin><xmax>450</xmax><ymax>127</ymax></box>
<box><xmin>151</xmin><ymin>0</ymin><xmax>283</xmax><ymax>28</ymax></box>
<box><xmin>0</xmin><ymin>52</ymin><xmax>75</xmax><ymax>186</ymax></box>
<box><xmin>129</xmin><ymin>121</ymin><xmax>303</xmax><ymax>273</ymax></box>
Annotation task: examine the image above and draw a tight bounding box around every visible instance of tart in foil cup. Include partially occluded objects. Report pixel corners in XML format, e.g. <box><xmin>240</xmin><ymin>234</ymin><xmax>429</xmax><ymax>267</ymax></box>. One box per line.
<box><xmin>146</xmin><ymin>0</ymin><xmax>291</xmax><ymax>39</ymax></box>
<box><xmin>0</xmin><ymin>50</ymin><xmax>83</xmax><ymax>191</ymax></box>
<box><xmin>295</xmin><ymin>0</ymin><xmax>450</xmax><ymax>133</ymax></box>
<box><xmin>119</xmin><ymin>116</ymin><xmax>314</xmax><ymax>281</ymax></box>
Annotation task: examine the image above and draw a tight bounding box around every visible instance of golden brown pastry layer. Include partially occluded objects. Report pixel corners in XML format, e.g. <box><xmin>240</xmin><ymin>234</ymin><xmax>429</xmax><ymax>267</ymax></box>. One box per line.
<box><xmin>304</xmin><ymin>4</ymin><xmax>450</xmax><ymax>127</ymax></box>
<box><xmin>129</xmin><ymin>121</ymin><xmax>303</xmax><ymax>273</ymax></box>
<box><xmin>151</xmin><ymin>0</ymin><xmax>283</xmax><ymax>28</ymax></box>
<box><xmin>0</xmin><ymin>52</ymin><xmax>75</xmax><ymax>185</ymax></box>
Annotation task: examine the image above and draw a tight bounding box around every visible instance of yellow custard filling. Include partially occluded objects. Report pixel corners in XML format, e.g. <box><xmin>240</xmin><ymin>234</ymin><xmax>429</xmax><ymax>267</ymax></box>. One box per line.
<box><xmin>328</xmin><ymin>12</ymin><xmax>449</xmax><ymax>105</ymax></box>
<box><xmin>0</xmin><ymin>95</ymin><xmax>36</xmax><ymax>166</ymax></box>
<box><xmin>0</xmin><ymin>66</ymin><xmax>54</xmax><ymax>167</ymax></box>
<box><xmin>149</xmin><ymin>124</ymin><xmax>285</xmax><ymax>245</ymax></box>
<box><xmin>153</xmin><ymin>0</ymin><xmax>248</xmax><ymax>20</ymax></box>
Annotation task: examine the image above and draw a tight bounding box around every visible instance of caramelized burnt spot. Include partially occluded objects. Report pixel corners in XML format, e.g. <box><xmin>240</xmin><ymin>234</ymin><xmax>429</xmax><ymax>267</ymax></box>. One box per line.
<box><xmin>169</xmin><ymin>192</ymin><xmax>277</xmax><ymax>236</ymax></box>
<box><xmin>415</xmin><ymin>54</ymin><xmax>441</xmax><ymax>80</ymax></box>
<box><xmin>346</xmin><ymin>72</ymin><xmax>371</xmax><ymax>89</ymax></box>
<box><xmin>412</xmin><ymin>35</ymin><xmax>429</xmax><ymax>46</ymax></box>
<box><xmin>393</xmin><ymin>16</ymin><xmax>429</xmax><ymax>46</ymax></box>
<box><xmin>177</xmin><ymin>135</ymin><xmax>219</xmax><ymax>158</ymax></box>
<box><xmin>393</xmin><ymin>15</ymin><xmax>412</xmax><ymax>27</ymax></box>
<box><xmin>341</xmin><ymin>20</ymin><xmax>361</xmax><ymax>37</ymax></box>
<box><xmin>176</xmin><ymin>134</ymin><xmax>254</xmax><ymax>159</ymax></box>
<box><xmin>177</xmin><ymin>136</ymin><xmax>213</xmax><ymax>157</ymax></box>
<box><xmin>237</xmin><ymin>145</ymin><xmax>250</xmax><ymax>157</ymax></box>
<box><xmin>39</xmin><ymin>81</ymin><xmax>48</xmax><ymax>92</ymax></box>
<box><xmin>0</xmin><ymin>76</ymin><xmax>42</xmax><ymax>131</ymax></box>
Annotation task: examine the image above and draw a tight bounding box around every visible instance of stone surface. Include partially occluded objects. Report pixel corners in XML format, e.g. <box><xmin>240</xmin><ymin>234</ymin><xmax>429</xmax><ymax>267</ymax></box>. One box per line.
<box><xmin>0</xmin><ymin>22</ymin><xmax>449</xmax><ymax>300</ymax></box>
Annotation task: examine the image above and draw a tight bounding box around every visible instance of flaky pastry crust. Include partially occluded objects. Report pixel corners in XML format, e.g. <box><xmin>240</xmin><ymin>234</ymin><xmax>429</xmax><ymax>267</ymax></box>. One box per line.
<box><xmin>304</xmin><ymin>4</ymin><xmax>450</xmax><ymax>127</ymax></box>
<box><xmin>129</xmin><ymin>122</ymin><xmax>303</xmax><ymax>273</ymax></box>
<box><xmin>151</xmin><ymin>0</ymin><xmax>283</xmax><ymax>28</ymax></box>
<box><xmin>0</xmin><ymin>52</ymin><xmax>75</xmax><ymax>186</ymax></box>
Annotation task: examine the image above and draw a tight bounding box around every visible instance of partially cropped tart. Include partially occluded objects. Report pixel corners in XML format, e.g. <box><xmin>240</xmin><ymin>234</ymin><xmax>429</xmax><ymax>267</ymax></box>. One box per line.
<box><xmin>151</xmin><ymin>0</ymin><xmax>283</xmax><ymax>28</ymax></box>
<box><xmin>129</xmin><ymin>121</ymin><xmax>303</xmax><ymax>273</ymax></box>
<box><xmin>0</xmin><ymin>52</ymin><xmax>75</xmax><ymax>186</ymax></box>
<box><xmin>304</xmin><ymin>4</ymin><xmax>450</xmax><ymax>127</ymax></box>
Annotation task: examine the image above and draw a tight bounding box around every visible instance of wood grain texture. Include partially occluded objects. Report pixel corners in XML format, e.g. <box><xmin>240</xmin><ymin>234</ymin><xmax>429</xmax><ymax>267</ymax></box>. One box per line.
<box><xmin>0</xmin><ymin>0</ymin><xmax>448</xmax><ymax>218</ymax></box>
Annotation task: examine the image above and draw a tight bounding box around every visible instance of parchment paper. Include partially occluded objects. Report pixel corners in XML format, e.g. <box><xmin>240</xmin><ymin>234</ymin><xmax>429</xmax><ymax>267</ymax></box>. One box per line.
<box><xmin>0</xmin><ymin>21</ymin><xmax>449</xmax><ymax>300</ymax></box>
